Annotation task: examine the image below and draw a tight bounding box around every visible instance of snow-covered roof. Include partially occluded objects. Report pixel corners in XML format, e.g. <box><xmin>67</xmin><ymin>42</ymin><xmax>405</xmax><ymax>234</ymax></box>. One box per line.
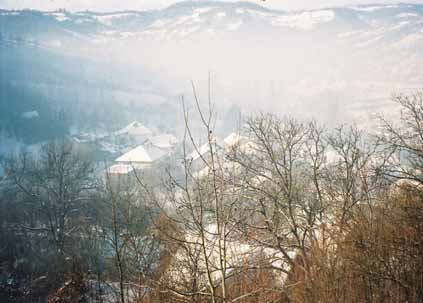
<box><xmin>193</xmin><ymin>160</ymin><xmax>241</xmax><ymax>179</ymax></box>
<box><xmin>145</xmin><ymin>134</ymin><xmax>178</xmax><ymax>149</ymax></box>
<box><xmin>108</xmin><ymin>163</ymin><xmax>134</xmax><ymax>175</ymax></box>
<box><xmin>169</xmin><ymin>222</ymin><xmax>295</xmax><ymax>286</ymax></box>
<box><xmin>144</xmin><ymin>145</ymin><xmax>170</xmax><ymax>162</ymax></box>
<box><xmin>188</xmin><ymin>141</ymin><xmax>215</xmax><ymax>161</ymax></box>
<box><xmin>114</xmin><ymin>121</ymin><xmax>153</xmax><ymax>137</ymax></box>
<box><xmin>115</xmin><ymin>145</ymin><xmax>153</xmax><ymax>163</ymax></box>
<box><xmin>238</xmin><ymin>141</ymin><xmax>259</xmax><ymax>154</ymax></box>
<box><xmin>223</xmin><ymin>132</ymin><xmax>248</xmax><ymax>148</ymax></box>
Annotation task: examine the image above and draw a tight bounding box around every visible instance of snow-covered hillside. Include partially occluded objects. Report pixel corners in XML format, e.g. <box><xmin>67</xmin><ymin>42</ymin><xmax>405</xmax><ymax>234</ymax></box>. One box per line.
<box><xmin>1</xmin><ymin>2</ymin><xmax>423</xmax><ymax>44</ymax></box>
<box><xmin>1</xmin><ymin>1</ymin><xmax>423</xmax><ymax>131</ymax></box>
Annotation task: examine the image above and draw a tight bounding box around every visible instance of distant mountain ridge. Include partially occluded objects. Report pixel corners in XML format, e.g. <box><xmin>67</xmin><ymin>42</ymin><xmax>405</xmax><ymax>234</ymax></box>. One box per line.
<box><xmin>1</xmin><ymin>2</ymin><xmax>423</xmax><ymax>41</ymax></box>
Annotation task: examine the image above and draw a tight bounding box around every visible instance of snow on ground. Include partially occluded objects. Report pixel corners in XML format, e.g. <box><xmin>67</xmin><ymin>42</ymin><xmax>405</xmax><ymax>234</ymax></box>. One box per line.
<box><xmin>216</xmin><ymin>12</ymin><xmax>226</xmax><ymax>18</ymax></box>
<box><xmin>226</xmin><ymin>20</ymin><xmax>243</xmax><ymax>31</ymax></box>
<box><xmin>146</xmin><ymin>134</ymin><xmax>178</xmax><ymax>149</ymax></box>
<box><xmin>94</xmin><ymin>13</ymin><xmax>136</xmax><ymax>26</ymax></box>
<box><xmin>397</xmin><ymin>13</ymin><xmax>419</xmax><ymax>18</ymax></box>
<box><xmin>188</xmin><ymin>139</ymin><xmax>217</xmax><ymax>161</ymax></box>
<box><xmin>47</xmin><ymin>12</ymin><xmax>70</xmax><ymax>22</ymax></box>
<box><xmin>114</xmin><ymin>121</ymin><xmax>153</xmax><ymax>138</ymax></box>
<box><xmin>21</xmin><ymin>110</ymin><xmax>39</xmax><ymax>119</ymax></box>
<box><xmin>108</xmin><ymin>163</ymin><xmax>134</xmax><ymax>175</ymax></box>
<box><xmin>392</xmin><ymin>33</ymin><xmax>423</xmax><ymax>49</ymax></box>
<box><xmin>0</xmin><ymin>12</ymin><xmax>20</xmax><ymax>16</ymax></box>
<box><xmin>350</xmin><ymin>5</ymin><xmax>399</xmax><ymax>12</ymax></box>
<box><xmin>271</xmin><ymin>10</ymin><xmax>335</xmax><ymax>30</ymax></box>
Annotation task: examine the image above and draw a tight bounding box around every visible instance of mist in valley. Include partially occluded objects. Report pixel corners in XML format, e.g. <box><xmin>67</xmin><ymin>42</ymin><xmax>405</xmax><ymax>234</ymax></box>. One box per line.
<box><xmin>2</xmin><ymin>1</ymin><xmax>423</xmax><ymax>145</ymax></box>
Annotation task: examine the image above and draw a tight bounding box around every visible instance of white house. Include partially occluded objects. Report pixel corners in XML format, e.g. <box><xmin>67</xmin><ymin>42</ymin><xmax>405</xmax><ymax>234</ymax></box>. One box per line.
<box><xmin>143</xmin><ymin>134</ymin><xmax>179</xmax><ymax>162</ymax></box>
<box><xmin>187</xmin><ymin>137</ymin><xmax>223</xmax><ymax>172</ymax></box>
<box><xmin>164</xmin><ymin>223</ymin><xmax>293</xmax><ymax>295</ymax></box>
<box><xmin>114</xmin><ymin>121</ymin><xmax>153</xmax><ymax>145</ymax></box>
<box><xmin>144</xmin><ymin>134</ymin><xmax>178</xmax><ymax>150</ymax></box>
<box><xmin>107</xmin><ymin>145</ymin><xmax>154</xmax><ymax>187</ymax></box>
<box><xmin>115</xmin><ymin>145</ymin><xmax>153</xmax><ymax>169</ymax></box>
<box><xmin>223</xmin><ymin>132</ymin><xmax>249</xmax><ymax>150</ymax></box>
<box><xmin>106</xmin><ymin>163</ymin><xmax>136</xmax><ymax>188</ymax></box>
<box><xmin>188</xmin><ymin>133</ymin><xmax>258</xmax><ymax>174</ymax></box>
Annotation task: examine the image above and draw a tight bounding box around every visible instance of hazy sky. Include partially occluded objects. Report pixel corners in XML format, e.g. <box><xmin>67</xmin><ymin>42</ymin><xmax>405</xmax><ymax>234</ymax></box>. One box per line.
<box><xmin>1</xmin><ymin>0</ymin><xmax>423</xmax><ymax>11</ymax></box>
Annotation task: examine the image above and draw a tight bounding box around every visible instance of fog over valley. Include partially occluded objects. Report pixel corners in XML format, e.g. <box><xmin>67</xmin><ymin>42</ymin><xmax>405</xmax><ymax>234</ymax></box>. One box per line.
<box><xmin>2</xmin><ymin>1</ymin><xmax>423</xmax><ymax>145</ymax></box>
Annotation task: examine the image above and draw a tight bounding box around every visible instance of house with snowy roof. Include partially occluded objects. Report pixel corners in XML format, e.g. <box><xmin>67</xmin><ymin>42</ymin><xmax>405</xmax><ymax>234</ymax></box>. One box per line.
<box><xmin>223</xmin><ymin>132</ymin><xmax>248</xmax><ymax>149</ymax></box>
<box><xmin>114</xmin><ymin>121</ymin><xmax>153</xmax><ymax>145</ymax></box>
<box><xmin>163</xmin><ymin>222</ymin><xmax>295</xmax><ymax>297</ymax></box>
<box><xmin>223</xmin><ymin>132</ymin><xmax>259</xmax><ymax>154</ymax></box>
<box><xmin>106</xmin><ymin>163</ymin><xmax>137</xmax><ymax>188</ymax></box>
<box><xmin>143</xmin><ymin>134</ymin><xmax>178</xmax><ymax>150</ymax></box>
<box><xmin>187</xmin><ymin>133</ymin><xmax>257</xmax><ymax>173</ymax></box>
<box><xmin>115</xmin><ymin>145</ymin><xmax>153</xmax><ymax>168</ymax></box>
<box><xmin>109</xmin><ymin>135</ymin><xmax>179</xmax><ymax>175</ymax></box>
<box><xmin>186</xmin><ymin>137</ymin><xmax>223</xmax><ymax>172</ymax></box>
<box><xmin>142</xmin><ymin>133</ymin><xmax>179</xmax><ymax>162</ymax></box>
<box><xmin>107</xmin><ymin>145</ymin><xmax>153</xmax><ymax>187</ymax></box>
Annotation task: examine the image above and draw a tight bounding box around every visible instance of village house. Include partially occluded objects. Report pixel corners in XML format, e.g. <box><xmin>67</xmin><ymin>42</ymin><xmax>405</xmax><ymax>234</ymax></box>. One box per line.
<box><xmin>114</xmin><ymin>121</ymin><xmax>153</xmax><ymax>145</ymax></box>
<box><xmin>142</xmin><ymin>133</ymin><xmax>179</xmax><ymax>162</ymax></box>
<box><xmin>107</xmin><ymin>145</ymin><xmax>153</xmax><ymax>187</ymax></box>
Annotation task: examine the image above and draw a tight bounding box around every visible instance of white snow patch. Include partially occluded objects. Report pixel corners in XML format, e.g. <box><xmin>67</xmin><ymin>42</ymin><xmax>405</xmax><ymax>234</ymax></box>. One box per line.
<box><xmin>74</xmin><ymin>18</ymin><xmax>93</xmax><ymax>24</ymax></box>
<box><xmin>115</xmin><ymin>121</ymin><xmax>153</xmax><ymax>138</ymax></box>
<box><xmin>193</xmin><ymin>8</ymin><xmax>213</xmax><ymax>15</ymax></box>
<box><xmin>177</xmin><ymin>25</ymin><xmax>201</xmax><ymax>37</ymax></box>
<box><xmin>396</xmin><ymin>13</ymin><xmax>419</xmax><ymax>18</ymax></box>
<box><xmin>99</xmin><ymin>141</ymin><xmax>119</xmax><ymax>154</ymax></box>
<box><xmin>150</xmin><ymin>19</ymin><xmax>169</xmax><ymax>29</ymax></box>
<box><xmin>95</xmin><ymin>13</ymin><xmax>135</xmax><ymax>26</ymax></box>
<box><xmin>21</xmin><ymin>110</ymin><xmax>39</xmax><ymax>119</ymax></box>
<box><xmin>188</xmin><ymin>139</ymin><xmax>217</xmax><ymax>161</ymax></box>
<box><xmin>47</xmin><ymin>40</ymin><xmax>62</xmax><ymax>48</ymax></box>
<box><xmin>390</xmin><ymin>21</ymin><xmax>411</xmax><ymax>30</ymax></box>
<box><xmin>101</xmin><ymin>30</ymin><xmax>118</xmax><ymax>36</ymax></box>
<box><xmin>392</xmin><ymin>33</ymin><xmax>423</xmax><ymax>49</ymax></box>
<box><xmin>355</xmin><ymin>35</ymin><xmax>383</xmax><ymax>47</ymax></box>
<box><xmin>0</xmin><ymin>12</ymin><xmax>20</xmax><ymax>16</ymax></box>
<box><xmin>337</xmin><ymin>29</ymin><xmax>365</xmax><ymax>38</ymax></box>
<box><xmin>250</xmin><ymin>10</ymin><xmax>276</xmax><ymax>19</ymax></box>
<box><xmin>272</xmin><ymin>10</ymin><xmax>335</xmax><ymax>30</ymax></box>
<box><xmin>120</xmin><ymin>31</ymin><xmax>136</xmax><ymax>38</ymax></box>
<box><xmin>174</xmin><ymin>15</ymin><xmax>194</xmax><ymax>26</ymax></box>
<box><xmin>350</xmin><ymin>5</ymin><xmax>398</xmax><ymax>12</ymax></box>
<box><xmin>145</xmin><ymin>134</ymin><xmax>178</xmax><ymax>149</ymax></box>
<box><xmin>226</xmin><ymin>20</ymin><xmax>243</xmax><ymax>31</ymax></box>
<box><xmin>223</xmin><ymin>132</ymin><xmax>248</xmax><ymax>148</ymax></box>
<box><xmin>48</xmin><ymin>12</ymin><xmax>69</xmax><ymax>22</ymax></box>
<box><xmin>108</xmin><ymin>163</ymin><xmax>134</xmax><ymax>175</ymax></box>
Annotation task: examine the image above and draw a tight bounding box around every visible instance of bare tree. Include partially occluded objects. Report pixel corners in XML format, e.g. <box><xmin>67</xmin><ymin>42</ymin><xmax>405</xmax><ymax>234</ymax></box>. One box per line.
<box><xmin>100</xmin><ymin>171</ymin><xmax>160</xmax><ymax>303</ymax></box>
<box><xmin>141</xmin><ymin>82</ymin><xmax>279</xmax><ymax>303</ymax></box>
<box><xmin>1</xmin><ymin>140</ymin><xmax>96</xmax><ymax>301</ymax></box>
<box><xmin>378</xmin><ymin>92</ymin><xmax>423</xmax><ymax>184</ymax></box>
<box><xmin>8</xmin><ymin>140</ymin><xmax>95</xmax><ymax>260</ymax></box>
